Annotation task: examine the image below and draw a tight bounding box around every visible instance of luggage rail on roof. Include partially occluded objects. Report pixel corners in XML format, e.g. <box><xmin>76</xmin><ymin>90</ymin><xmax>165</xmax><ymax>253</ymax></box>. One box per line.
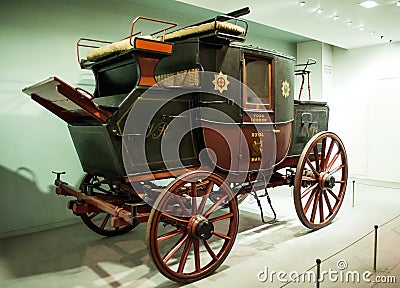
<box><xmin>77</xmin><ymin>16</ymin><xmax>177</xmax><ymax>65</ymax></box>
<box><xmin>77</xmin><ymin>8</ymin><xmax>250</xmax><ymax>66</ymax></box>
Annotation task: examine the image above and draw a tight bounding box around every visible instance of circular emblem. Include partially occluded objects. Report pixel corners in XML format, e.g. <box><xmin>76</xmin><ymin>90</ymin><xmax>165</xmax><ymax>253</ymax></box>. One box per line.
<box><xmin>281</xmin><ymin>80</ymin><xmax>290</xmax><ymax>98</ymax></box>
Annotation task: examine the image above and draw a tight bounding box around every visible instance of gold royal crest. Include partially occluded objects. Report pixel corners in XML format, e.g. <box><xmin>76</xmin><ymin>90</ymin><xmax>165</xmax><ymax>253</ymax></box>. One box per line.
<box><xmin>212</xmin><ymin>71</ymin><xmax>230</xmax><ymax>93</ymax></box>
<box><xmin>281</xmin><ymin>80</ymin><xmax>290</xmax><ymax>98</ymax></box>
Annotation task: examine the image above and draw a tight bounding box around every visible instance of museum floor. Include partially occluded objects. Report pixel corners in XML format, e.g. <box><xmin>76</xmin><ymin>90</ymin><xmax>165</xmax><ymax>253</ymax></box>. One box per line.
<box><xmin>1</xmin><ymin>181</ymin><xmax>399</xmax><ymax>288</ymax></box>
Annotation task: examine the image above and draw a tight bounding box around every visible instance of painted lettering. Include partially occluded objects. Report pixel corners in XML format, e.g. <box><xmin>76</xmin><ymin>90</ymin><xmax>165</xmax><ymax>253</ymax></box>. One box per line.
<box><xmin>146</xmin><ymin>122</ymin><xmax>169</xmax><ymax>139</ymax></box>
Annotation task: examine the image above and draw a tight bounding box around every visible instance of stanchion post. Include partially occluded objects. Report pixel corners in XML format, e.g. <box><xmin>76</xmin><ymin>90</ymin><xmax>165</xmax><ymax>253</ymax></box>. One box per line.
<box><xmin>373</xmin><ymin>225</ymin><xmax>378</xmax><ymax>272</ymax></box>
<box><xmin>352</xmin><ymin>180</ymin><xmax>355</xmax><ymax>207</ymax></box>
<box><xmin>316</xmin><ymin>258</ymin><xmax>321</xmax><ymax>288</ymax></box>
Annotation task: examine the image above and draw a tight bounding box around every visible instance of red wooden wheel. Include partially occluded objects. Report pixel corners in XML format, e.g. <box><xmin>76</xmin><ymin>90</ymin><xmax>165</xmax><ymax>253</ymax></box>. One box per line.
<box><xmin>146</xmin><ymin>171</ymin><xmax>239</xmax><ymax>283</ymax></box>
<box><xmin>294</xmin><ymin>132</ymin><xmax>348</xmax><ymax>229</ymax></box>
<box><xmin>79</xmin><ymin>174</ymin><xmax>135</xmax><ymax>237</ymax></box>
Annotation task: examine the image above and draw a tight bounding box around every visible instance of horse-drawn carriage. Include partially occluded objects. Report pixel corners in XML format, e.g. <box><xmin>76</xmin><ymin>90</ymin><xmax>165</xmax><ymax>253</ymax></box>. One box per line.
<box><xmin>23</xmin><ymin>7</ymin><xmax>348</xmax><ymax>283</ymax></box>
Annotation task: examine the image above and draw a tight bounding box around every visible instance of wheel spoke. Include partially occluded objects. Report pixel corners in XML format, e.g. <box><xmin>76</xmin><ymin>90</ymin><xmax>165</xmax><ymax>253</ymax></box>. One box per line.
<box><xmin>191</xmin><ymin>182</ymin><xmax>197</xmax><ymax>215</ymax></box>
<box><xmin>193</xmin><ymin>239</ymin><xmax>201</xmax><ymax>272</ymax></box>
<box><xmin>323</xmin><ymin>140</ymin><xmax>335</xmax><ymax>170</ymax></box>
<box><xmin>89</xmin><ymin>210</ymin><xmax>101</xmax><ymax>220</ymax></box>
<box><xmin>329</xmin><ymin>163</ymin><xmax>345</xmax><ymax>175</ymax></box>
<box><xmin>304</xmin><ymin>187</ymin><xmax>318</xmax><ymax>214</ymax></box>
<box><xmin>177</xmin><ymin>238</ymin><xmax>192</xmax><ymax>273</ymax></box>
<box><xmin>157</xmin><ymin>228</ymin><xmax>184</xmax><ymax>243</ymax></box>
<box><xmin>310</xmin><ymin>190</ymin><xmax>320</xmax><ymax>223</ymax></box>
<box><xmin>320</xmin><ymin>138</ymin><xmax>327</xmax><ymax>168</ymax></box>
<box><xmin>198</xmin><ymin>181</ymin><xmax>213</xmax><ymax>214</ymax></box>
<box><xmin>329</xmin><ymin>164</ymin><xmax>345</xmax><ymax>175</ymax></box>
<box><xmin>323</xmin><ymin>190</ymin><xmax>333</xmax><ymax>215</ymax></box>
<box><xmin>301</xmin><ymin>183</ymin><xmax>319</xmax><ymax>199</ymax></box>
<box><xmin>100</xmin><ymin>214</ymin><xmax>111</xmax><ymax>230</ymax></box>
<box><xmin>306</xmin><ymin>159</ymin><xmax>320</xmax><ymax>177</ymax></box>
<box><xmin>313</xmin><ymin>145</ymin><xmax>320</xmax><ymax>172</ymax></box>
<box><xmin>319</xmin><ymin>191</ymin><xmax>324</xmax><ymax>223</ymax></box>
<box><xmin>163</xmin><ymin>234</ymin><xmax>188</xmax><ymax>264</ymax></box>
<box><xmin>204</xmin><ymin>195</ymin><xmax>228</xmax><ymax>218</ymax></box>
<box><xmin>327</xmin><ymin>188</ymin><xmax>340</xmax><ymax>202</ymax></box>
<box><xmin>202</xmin><ymin>238</ymin><xmax>218</xmax><ymax>261</ymax></box>
<box><xmin>326</xmin><ymin>151</ymin><xmax>341</xmax><ymax>171</ymax></box>
<box><xmin>302</xmin><ymin>176</ymin><xmax>317</xmax><ymax>182</ymax></box>
<box><xmin>213</xmin><ymin>231</ymin><xmax>231</xmax><ymax>241</ymax></box>
<box><xmin>209</xmin><ymin>212</ymin><xmax>234</xmax><ymax>223</ymax></box>
<box><xmin>162</xmin><ymin>213</ymin><xmax>190</xmax><ymax>224</ymax></box>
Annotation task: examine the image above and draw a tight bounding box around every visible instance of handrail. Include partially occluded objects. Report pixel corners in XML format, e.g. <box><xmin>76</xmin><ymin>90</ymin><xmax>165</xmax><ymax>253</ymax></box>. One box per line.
<box><xmin>295</xmin><ymin>58</ymin><xmax>317</xmax><ymax>73</ymax></box>
<box><xmin>295</xmin><ymin>58</ymin><xmax>317</xmax><ymax>100</ymax></box>
<box><xmin>75</xmin><ymin>87</ymin><xmax>94</xmax><ymax>99</ymax></box>
<box><xmin>76</xmin><ymin>37</ymin><xmax>112</xmax><ymax>65</ymax></box>
<box><xmin>129</xmin><ymin>16</ymin><xmax>177</xmax><ymax>45</ymax></box>
<box><xmin>76</xmin><ymin>16</ymin><xmax>177</xmax><ymax>66</ymax></box>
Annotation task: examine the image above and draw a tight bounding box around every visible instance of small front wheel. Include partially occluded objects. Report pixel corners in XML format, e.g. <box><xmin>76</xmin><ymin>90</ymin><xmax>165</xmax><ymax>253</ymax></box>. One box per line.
<box><xmin>79</xmin><ymin>173</ymin><xmax>135</xmax><ymax>237</ymax></box>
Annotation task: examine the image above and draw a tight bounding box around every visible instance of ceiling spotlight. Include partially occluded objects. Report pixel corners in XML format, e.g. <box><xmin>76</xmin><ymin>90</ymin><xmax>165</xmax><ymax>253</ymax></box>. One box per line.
<box><xmin>333</xmin><ymin>15</ymin><xmax>339</xmax><ymax>20</ymax></box>
<box><xmin>299</xmin><ymin>1</ymin><xmax>306</xmax><ymax>6</ymax></box>
<box><xmin>397</xmin><ymin>0</ymin><xmax>400</xmax><ymax>6</ymax></box>
<box><xmin>317</xmin><ymin>8</ymin><xmax>323</xmax><ymax>13</ymax></box>
<box><xmin>359</xmin><ymin>26</ymin><xmax>365</xmax><ymax>31</ymax></box>
<box><xmin>358</xmin><ymin>1</ymin><xmax>379</xmax><ymax>8</ymax></box>
<box><xmin>380</xmin><ymin>35</ymin><xmax>384</xmax><ymax>39</ymax></box>
<box><xmin>347</xmin><ymin>21</ymin><xmax>353</xmax><ymax>26</ymax></box>
<box><xmin>389</xmin><ymin>39</ymin><xmax>393</xmax><ymax>43</ymax></box>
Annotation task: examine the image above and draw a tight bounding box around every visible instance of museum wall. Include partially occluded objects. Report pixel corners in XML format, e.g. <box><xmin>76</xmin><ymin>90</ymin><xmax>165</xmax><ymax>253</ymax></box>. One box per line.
<box><xmin>330</xmin><ymin>43</ymin><xmax>400</xmax><ymax>184</ymax></box>
<box><xmin>0</xmin><ymin>0</ymin><xmax>297</xmax><ymax>238</ymax></box>
<box><xmin>295</xmin><ymin>40</ymin><xmax>400</xmax><ymax>184</ymax></box>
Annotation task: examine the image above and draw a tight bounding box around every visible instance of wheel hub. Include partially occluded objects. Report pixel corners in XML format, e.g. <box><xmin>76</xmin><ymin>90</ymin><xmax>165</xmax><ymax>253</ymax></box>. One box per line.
<box><xmin>320</xmin><ymin>172</ymin><xmax>336</xmax><ymax>189</ymax></box>
<box><xmin>188</xmin><ymin>216</ymin><xmax>214</xmax><ymax>240</ymax></box>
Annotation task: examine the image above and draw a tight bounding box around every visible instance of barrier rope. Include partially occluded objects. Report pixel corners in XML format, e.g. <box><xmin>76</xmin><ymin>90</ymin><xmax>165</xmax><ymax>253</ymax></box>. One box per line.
<box><xmin>279</xmin><ymin>213</ymin><xmax>400</xmax><ymax>287</ymax></box>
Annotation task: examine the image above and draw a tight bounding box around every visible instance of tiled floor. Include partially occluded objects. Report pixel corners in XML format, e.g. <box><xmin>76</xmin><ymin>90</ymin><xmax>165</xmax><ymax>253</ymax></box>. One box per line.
<box><xmin>0</xmin><ymin>181</ymin><xmax>399</xmax><ymax>288</ymax></box>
